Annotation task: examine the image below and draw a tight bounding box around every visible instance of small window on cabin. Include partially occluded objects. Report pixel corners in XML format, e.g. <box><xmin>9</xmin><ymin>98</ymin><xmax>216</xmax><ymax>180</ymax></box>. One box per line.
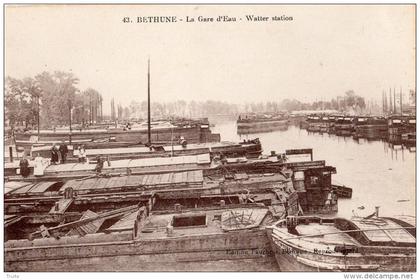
<box><xmin>310</xmin><ymin>176</ymin><xmax>319</xmax><ymax>185</ymax></box>
<box><xmin>213</xmin><ymin>215</ymin><xmax>222</xmax><ymax>221</ymax></box>
<box><xmin>172</xmin><ymin>215</ymin><xmax>207</xmax><ymax>228</ymax></box>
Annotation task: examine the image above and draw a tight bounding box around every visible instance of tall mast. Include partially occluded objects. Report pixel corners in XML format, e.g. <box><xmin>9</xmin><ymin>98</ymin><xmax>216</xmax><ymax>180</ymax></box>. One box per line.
<box><xmin>393</xmin><ymin>87</ymin><xmax>396</xmax><ymax>114</ymax></box>
<box><xmin>400</xmin><ymin>87</ymin><xmax>403</xmax><ymax>115</ymax></box>
<box><xmin>382</xmin><ymin>90</ymin><xmax>386</xmax><ymax>115</ymax></box>
<box><xmin>147</xmin><ymin>58</ymin><xmax>151</xmax><ymax>146</ymax></box>
<box><xmin>389</xmin><ymin>88</ymin><xmax>392</xmax><ymax>114</ymax></box>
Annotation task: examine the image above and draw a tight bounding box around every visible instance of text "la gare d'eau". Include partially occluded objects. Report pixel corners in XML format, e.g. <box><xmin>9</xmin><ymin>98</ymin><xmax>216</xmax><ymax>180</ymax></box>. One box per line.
<box><xmin>123</xmin><ymin>15</ymin><xmax>293</xmax><ymax>24</ymax></box>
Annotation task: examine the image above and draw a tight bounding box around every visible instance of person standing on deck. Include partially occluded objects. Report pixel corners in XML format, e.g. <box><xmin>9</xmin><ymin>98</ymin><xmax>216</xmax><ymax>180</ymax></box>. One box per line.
<box><xmin>78</xmin><ymin>145</ymin><xmax>87</xmax><ymax>163</ymax></box>
<box><xmin>19</xmin><ymin>154</ymin><xmax>30</xmax><ymax>178</ymax></box>
<box><xmin>59</xmin><ymin>141</ymin><xmax>69</xmax><ymax>164</ymax></box>
<box><xmin>94</xmin><ymin>156</ymin><xmax>104</xmax><ymax>174</ymax></box>
<box><xmin>50</xmin><ymin>144</ymin><xmax>59</xmax><ymax>165</ymax></box>
<box><xmin>77</xmin><ymin>146</ymin><xmax>82</xmax><ymax>162</ymax></box>
<box><xmin>77</xmin><ymin>146</ymin><xmax>86</xmax><ymax>162</ymax></box>
<box><xmin>34</xmin><ymin>153</ymin><xmax>45</xmax><ymax>176</ymax></box>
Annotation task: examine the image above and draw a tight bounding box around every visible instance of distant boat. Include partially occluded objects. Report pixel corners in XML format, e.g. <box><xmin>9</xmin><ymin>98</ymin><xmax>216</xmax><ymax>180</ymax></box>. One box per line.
<box><xmin>237</xmin><ymin>112</ymin><xmax>289</xmax><ymax>134</ymax></box>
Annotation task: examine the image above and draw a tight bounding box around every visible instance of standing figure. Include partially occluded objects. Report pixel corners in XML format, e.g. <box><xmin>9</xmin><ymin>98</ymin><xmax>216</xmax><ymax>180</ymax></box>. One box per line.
<box><xmin>179</xmin><ymin>136</ymin><xmax>187</xmax><ymax>148</ymax></box>
<box><xmin>59</xmin><ymin>141</ymin><xmax>69</xmax><ymax>164</ymax></box>
<box><xmin>19</xmin><ymin>154</ymin><xmax>30</xmax><ymax>178</ymax></box>
<box><xmin>77</xmin><ymin>146</ymin><xmax>83</xmax><ymax>163</ymax></box>
<box><xmin>50</xmin><ymin>144</ymin><xmax>59</xmax><ymax>165</ymax></box>
<box><xmin>94</xmin><ymin>156</ymin><xmax>104</xmax><ymax>174</ymax></box>
<box><xmin>34</xmin><ymin>153</ymin><xmax>45</xmax><ymax>176</ymax></box>
<box><xmin>78</xmin><ymin>145</ymin><xmax>87</xmax><ymax>163</ymax></box>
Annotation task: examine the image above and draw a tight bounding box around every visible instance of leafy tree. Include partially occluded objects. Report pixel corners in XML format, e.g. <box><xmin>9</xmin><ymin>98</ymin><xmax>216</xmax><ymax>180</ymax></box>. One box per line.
<box><xmin>5</xmin><ymin>77</ymin><xmax>40</xmax><ymax>129</ymax></box>
<box><xmin>34</xmin><ymin>71</ymin><xmax>79</xmax><ymax>128</ymax></box>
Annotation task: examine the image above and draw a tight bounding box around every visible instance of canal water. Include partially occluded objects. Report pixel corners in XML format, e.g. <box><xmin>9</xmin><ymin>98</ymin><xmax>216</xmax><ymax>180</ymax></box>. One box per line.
<box><xmin>212</xmin><ymin>120</ymin><xmax>416</xmax><ymax>219</ymax></box>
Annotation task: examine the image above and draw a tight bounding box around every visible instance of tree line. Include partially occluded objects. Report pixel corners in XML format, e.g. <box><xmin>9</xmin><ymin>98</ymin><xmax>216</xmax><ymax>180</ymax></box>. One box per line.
<box><xmin>5</xmin><ymin>73</ymin><xmax>372</xmax><ymax>128</ymax></box>
<box><xmin>5</xmin><ymin>71</ymin><xmax>103</xmax><ymax>130</ymax></box>
<box><xmin>123</xmin><ymin>91</ymin><xmax>368</xmax><ymax>120</ymax></box>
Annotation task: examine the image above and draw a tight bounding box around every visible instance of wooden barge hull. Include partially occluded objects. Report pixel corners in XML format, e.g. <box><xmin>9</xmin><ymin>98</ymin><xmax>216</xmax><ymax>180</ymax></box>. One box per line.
<box><xmin>16</xmin><ymin>140</ymin><xmax>145</xmax><ymax>152</ymax></box>
<box><xmin>5</xmin><ymin>158</ymin><xmax>327</xmax><ymax>182</ymax></box>
<box><xmin>266</xmin><ymin>215</ymin><xmax>416</xmax><ymax>272</ymax></box>
<box><xmin>15</xmin><ymin>126</ymin><xmax>221</xmax><ymax>146</ymax></box>
<box><xmin>267</xmin><ymin>230</ymin><xmax>416</xmax><ymax>272</ymax></box>
<box><xmin>237</xmin><ymin>119</ymin><xmax>288</xmax><ymax>129</ymax></box>
<box><xmin>306</xmin><ymin>125</ymin><xmax>321</xmax><ymax>133</ymax></box>
<box><xmin>237</xmin><ymin>120</ymin><xmax>288</xmax><ymax>134</ymax></box>
<box><xmin>354</xmin><ymin>125</ymin><xmax>388</xmax><ymax>140</ymax></box>
<box><xmin>30</xmin><ymin>140</ymin><xmax>263</xmax><ymax>162</ymax></box>
<box><xmin>5</xmin><ymin>229</ymin><xmax>273</xmax><ymax>272</ymax></box>
<box><xmin>5</xmin><ymin>205</ymin><xmax>277</xmax><ymax>272</ymax></box>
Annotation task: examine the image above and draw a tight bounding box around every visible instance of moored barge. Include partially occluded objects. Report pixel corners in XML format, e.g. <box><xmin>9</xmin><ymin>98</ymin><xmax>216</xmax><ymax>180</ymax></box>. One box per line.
<box><xmin>334</xmin><ymin>116</ymin><xmax>354</xmax><ymax>136</ymax></box>
<box><xmin>5</xmin><ymin>203</ymin><xmax>278</xmax><ymax>272</ymax></box>
<box><xmin>237</xmin><ymin>113</ymin><xmax>289</xmax><ymax>134</ymax></box>
<box><xmin>14</xmin><ymin>119</ymin><xmax>221</xmax><ymax>151</ymax></box>
<box><xmin>29</xmin><ymin>139</ymin><xmax>262</xmax><ymax>162</ymax></box>
<box><xmin>267</xmin><ymin>214</ymin><xmax>416</xmax><ymax>272</ymax></box>
<box><xmin>354</xmin><ymin>117</ymin><xmax>388</xmax><ymax>140</ymax></box>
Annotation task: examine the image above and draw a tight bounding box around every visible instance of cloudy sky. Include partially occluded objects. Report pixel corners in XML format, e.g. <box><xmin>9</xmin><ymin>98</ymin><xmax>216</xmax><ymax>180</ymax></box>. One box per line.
<box><xmin>5</xmin><ymin>5</ymin><xmax>415</xmax><ymax>113</ymax></box>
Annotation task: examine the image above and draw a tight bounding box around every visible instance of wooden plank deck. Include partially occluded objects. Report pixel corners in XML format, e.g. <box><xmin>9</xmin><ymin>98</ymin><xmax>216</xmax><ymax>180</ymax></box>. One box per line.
<box><xmin>42</xmin><ymin>154</ymin><xmax>210</xmax><ymax>175</ymax></box>
<box><xmin>57</xmin><ymin>170</ymin><xmax>205</xmax><ymax>193</ymax></box>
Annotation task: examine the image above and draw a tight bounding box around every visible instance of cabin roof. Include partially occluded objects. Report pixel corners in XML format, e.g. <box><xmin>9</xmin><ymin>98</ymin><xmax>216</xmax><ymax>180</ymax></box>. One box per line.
<box><xmin>351</xmin><ymin>218</ymin><xmax>415</xmax><ymax>244</ymax></box>
<box><xmin>295</xmin><ymin>223</ymin><xmax>360</xmax><ymax>246</ymax></box>
<box><xmin>4</xmin><ymin>181</ymin><xmax>32</xmax><ymax>194</ymax></box>
<box><xmin>7</xmin><ymin>181</ymin><xmax>59</xmax><ymax>195</ymax></box>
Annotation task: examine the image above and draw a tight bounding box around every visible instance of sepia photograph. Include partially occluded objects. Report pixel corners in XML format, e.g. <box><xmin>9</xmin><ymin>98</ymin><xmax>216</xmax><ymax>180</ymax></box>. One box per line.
<box><xmin>2</xmin><ymin>3</ymin><xmax>417</xmax><ymax>275</ymax></box>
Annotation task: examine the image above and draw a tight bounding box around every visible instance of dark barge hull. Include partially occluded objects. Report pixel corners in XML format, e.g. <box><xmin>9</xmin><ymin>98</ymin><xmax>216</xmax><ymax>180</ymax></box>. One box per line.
<box><xmin>5</xmin><ymin>229</ymin><xmax>274</xmax><ymax>272</ymax></box>
<box><xmin>237</xmin><ymin>120</ymin><xmax>288</xmax><ymax>134</ymax></box>
<box><xmin>354</xmin><ymin>125</ymin><xmax>388</xmax><ymax>140</ymax></box>
<box><xmin>15</xmin><ymin>126</ymin><xmax>221</xmax><ymax>147</ymax></box>
<box><xmin>30</xmin><ymin>141</ymin><xmax>263</xmax><ymax>163</ymax></box>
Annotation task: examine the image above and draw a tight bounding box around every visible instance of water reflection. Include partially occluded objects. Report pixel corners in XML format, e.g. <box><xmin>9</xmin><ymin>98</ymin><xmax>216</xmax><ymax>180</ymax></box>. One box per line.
<box><xmin>213</xmin><ymin>121</ymin><xmax>416</xmax><ymax>218</ymax></box>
